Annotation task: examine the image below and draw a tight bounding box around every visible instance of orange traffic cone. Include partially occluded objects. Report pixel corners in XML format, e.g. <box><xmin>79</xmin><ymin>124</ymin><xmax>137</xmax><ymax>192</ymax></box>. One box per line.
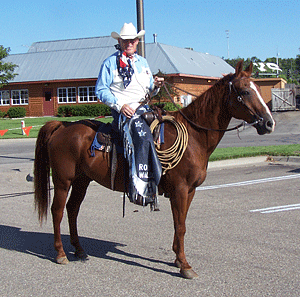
<box><xmin>0</xmin><ymin>129</ymin><xmax>8</xmax><ymax>136</ymax></box>
<box><xmin>22</xmin><ymin>126</ymin><xmax>32</xmax><ymax>136</ymax></box>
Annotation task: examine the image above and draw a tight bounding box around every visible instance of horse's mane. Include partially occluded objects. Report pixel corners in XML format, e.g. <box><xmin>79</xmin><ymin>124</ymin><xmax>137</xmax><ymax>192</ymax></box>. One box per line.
<box><xmin>181</xmin><ymin>73</ymin><xmax>235</xmax><ymax>121</ymax></box>
<box><xmin>197</xmin><ymin>73</ymin><xmax>234</xmax><ymax>109</ymax></box>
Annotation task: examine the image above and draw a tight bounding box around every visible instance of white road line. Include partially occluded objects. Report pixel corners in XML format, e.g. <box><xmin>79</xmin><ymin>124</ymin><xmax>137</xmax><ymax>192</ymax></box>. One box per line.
<box><xmin>250</xmin><ymin>204</ymin><xmax>300</xmax><ymax>214</ymax></box>
<box><xmin>196</xmin><ymin>173</ymin><xmax>300</xmax><ymax>214</ymax></box>
<box><xmin>196</xmin><ymin>173</ymin><xmax>300</xmax><ymax>191</ymax></box>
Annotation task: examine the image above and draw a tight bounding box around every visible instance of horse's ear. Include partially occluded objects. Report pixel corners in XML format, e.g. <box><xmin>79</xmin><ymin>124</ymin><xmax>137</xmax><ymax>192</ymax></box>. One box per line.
<box><xmin>244</xmin><ymin>61</ymin><xmax>253</xmax><ymax>77</ymax></box>
<box><xmin>235</xmin><ymin>60</ymin><xmax>244</xmax><ymax>77</ymax></box>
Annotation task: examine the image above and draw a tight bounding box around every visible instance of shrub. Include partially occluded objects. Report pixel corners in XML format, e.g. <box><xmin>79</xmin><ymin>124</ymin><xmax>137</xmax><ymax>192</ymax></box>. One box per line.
<box><xmin>96</xmin><ymin>104</ymin><xmax>111</xmax><ymax>116</ymax></box>
<box><xmin>0</xmin><ymin>110</ymin><xmax>6</xmax><ymax>118</ymax></box>
<box><xmin>57</xmin><ymin>105</ymin><xmax>73</xmax><ymax>117</ymax></box>
<box><xmin>6</xmin><ymin>107</ymin><xmax>26</xmax><ymax>118</ymax></box>
<box><xmin>151</xmin><ymin>101</ymin><xmax>182</xmax><ymax>111</ymax></box>
<box><xmin>57</xmin><ymin>104</ymin><xmax>111</xmax><ymax>117</ymax></box>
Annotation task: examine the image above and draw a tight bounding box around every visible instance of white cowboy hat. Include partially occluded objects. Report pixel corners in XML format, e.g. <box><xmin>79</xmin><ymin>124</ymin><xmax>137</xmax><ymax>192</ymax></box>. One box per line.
<box><xmin>111</xmin><ymin>22</ymin><xmax>145</xmax><ymax>40</ymax></box>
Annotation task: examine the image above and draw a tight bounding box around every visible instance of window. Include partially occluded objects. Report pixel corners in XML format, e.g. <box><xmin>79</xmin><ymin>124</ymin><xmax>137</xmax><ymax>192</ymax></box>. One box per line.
<box><xmin>11</xmin><ymin>89</ymin><xmax>29</xmax><ymax>105</ymax></box>
<box><xmin>0</xmin><ymin>90</ymin><xmax>10</xmax><ymax>105</ymax></box>
<box><xmin>180</xmin><ymin>95</ymin><xmax>192</xmax><ymax>107</ymax></box>
<box><xmin>58</xmin><ymin>87</ymin><xmax>76</xmax><ymax>103</ymax></box>
<box><xmin>78</xmin><ymin>86</ymin><xmax>97</xmax><ymax>103</ymax></box>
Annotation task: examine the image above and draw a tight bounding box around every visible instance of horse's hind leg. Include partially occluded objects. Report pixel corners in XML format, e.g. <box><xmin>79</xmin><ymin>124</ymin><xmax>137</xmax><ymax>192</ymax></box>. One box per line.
<box><xmin>51</xmin><ymin>178</ymin><xmax>72</xmax><ymax>264</ymax></box>
<box><xmin>66</xmin><ymin>174</ymin><xmax>91</xmax><ymax>260</ymax></box>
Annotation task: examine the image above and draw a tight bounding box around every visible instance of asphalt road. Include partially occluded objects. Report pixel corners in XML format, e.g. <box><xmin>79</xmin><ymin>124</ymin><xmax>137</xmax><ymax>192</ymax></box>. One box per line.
<box><xmin>1</xmin><ymin>155</ymin><xmax>300</xmax><ymax>296</ymax></box>
<box><xmin>1</xmin><ymin>111</ymin><xmax>300</xmax><ymax>296</ymax></box>
<box><xmin>219</xmin><ymin>110</ymin><xmax>300</xmax><ymax>148</ymax></box>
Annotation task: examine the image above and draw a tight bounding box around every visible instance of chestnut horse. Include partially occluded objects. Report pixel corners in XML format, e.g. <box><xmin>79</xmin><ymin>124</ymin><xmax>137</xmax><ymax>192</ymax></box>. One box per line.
<box><xmin>34</xmin><ymin>61</ymin><xmax>275</xmax><ymax>279</ymax></box>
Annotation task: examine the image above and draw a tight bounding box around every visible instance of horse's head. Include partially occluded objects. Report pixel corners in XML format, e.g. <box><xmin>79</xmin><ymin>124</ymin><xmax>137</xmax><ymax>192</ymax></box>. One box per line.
<box><xmin>227</xmin><ymin>60</ymin><xmax>275</xmax><ymax>135</ymax></box>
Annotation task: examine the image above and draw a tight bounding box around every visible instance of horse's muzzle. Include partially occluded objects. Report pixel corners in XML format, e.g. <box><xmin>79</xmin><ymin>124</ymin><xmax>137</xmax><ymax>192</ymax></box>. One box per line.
<box><xmin>254</xmin><ymin>114</ymin><xmax>275</xmax><ymax>135</ymax></box>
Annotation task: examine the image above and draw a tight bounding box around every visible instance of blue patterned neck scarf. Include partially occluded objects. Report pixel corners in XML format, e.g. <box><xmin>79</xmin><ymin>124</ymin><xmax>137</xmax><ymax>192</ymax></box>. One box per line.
<box><xmin>115</xmin><ymin>44</ymin><xmax>135</xmax><ymax>89</ymax></box>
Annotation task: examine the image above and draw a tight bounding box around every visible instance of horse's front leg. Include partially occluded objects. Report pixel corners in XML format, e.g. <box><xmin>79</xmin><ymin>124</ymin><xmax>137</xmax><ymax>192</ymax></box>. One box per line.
<box><xmin>170</xmin><ymin>189</ymin><xmax>198</xmax><ymax>279</ymax></box>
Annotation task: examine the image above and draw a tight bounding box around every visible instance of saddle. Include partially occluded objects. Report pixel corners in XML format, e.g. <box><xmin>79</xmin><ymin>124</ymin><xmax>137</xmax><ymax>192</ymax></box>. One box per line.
<box><xmin>142</xmin><ymin>105</ymin><xmax>166</xmax><ymax>142</ymax></box>
<box><xmin>90</xmin><ymin>106</ymin><xmax>166</xmax><ymax>190</ymax></box>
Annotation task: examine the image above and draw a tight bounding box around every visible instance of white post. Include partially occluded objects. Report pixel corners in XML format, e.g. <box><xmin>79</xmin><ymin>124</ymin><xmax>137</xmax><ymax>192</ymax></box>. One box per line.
<box><xmin>21</xmin><ymin>120</ymin><xmax>25</xmax><ymax>135</ymax></box>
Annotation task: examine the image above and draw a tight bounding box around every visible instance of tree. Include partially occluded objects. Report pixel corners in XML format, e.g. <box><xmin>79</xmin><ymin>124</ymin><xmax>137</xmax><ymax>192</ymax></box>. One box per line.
<box><xmin>0</xmin><ymin>46</ymin><xmax>18</xmax><ymax>88</ymax></box>
<box><xmin>225</xmin><ymin>55</ymin><xmax>300</xmax><ymax>84</ymax></box>
<box><xmin>295</xmin><ymin>54</ymin><xmax>300</xmax><ymax>75</ymax></box>
<box><xmin>224</xmin><ymin>57</ymin><xmax>242</xmax><ymax>68</ymax></box>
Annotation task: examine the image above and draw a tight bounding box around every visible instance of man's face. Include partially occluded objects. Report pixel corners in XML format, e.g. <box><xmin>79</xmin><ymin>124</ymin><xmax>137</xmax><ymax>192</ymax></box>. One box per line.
<box><xmin>119</xmin><ymin>38</ymin><xmax>139</xmax><ymax>56</ymax></box>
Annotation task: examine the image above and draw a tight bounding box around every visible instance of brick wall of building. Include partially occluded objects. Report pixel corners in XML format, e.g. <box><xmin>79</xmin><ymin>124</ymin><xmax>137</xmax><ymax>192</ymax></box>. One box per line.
<box><xmin>0</xmin><ymin>79</ymin><xmax>98</xmax><ymax>117</ymax></box>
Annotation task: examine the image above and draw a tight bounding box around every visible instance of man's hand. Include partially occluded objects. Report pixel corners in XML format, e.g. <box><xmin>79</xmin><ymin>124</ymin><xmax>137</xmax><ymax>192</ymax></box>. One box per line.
<box><xmin>154</xmin><ymin>76</ymin><xmax>164</xmax><ymax>88</ymax></box>
<box><xmin>120</xmin><ymin>104</ymin><xmax>135</xmax><ymax>118</ymax></box>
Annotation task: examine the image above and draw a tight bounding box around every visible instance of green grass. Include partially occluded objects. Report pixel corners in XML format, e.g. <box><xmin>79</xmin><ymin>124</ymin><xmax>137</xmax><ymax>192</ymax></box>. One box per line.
<box><xmin>209</xmin><ymin>144</ymin><xmax>300</xmax><ymax>162</ymax></box>
<box><xmin>1</xmin><ymin>116</ymin><xmax>299</xmax><ymax>161</ymax></box>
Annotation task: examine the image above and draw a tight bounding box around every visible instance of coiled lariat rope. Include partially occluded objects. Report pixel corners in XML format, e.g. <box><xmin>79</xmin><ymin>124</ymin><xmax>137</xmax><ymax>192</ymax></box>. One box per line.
<box><xmin>150</xmin><ymin>115</ymin><xmax>188</xmax><ymax>175</ymax></box>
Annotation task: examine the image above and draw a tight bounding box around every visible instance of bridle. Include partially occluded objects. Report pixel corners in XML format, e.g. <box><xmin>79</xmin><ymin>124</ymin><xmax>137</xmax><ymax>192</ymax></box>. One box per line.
<box><xmin>228</xmin><ymin>81</ymin><xmax>263</xmax><ymax>126</ymax></box>
<box><xmin>162</xmin><ymin>80</ymin><xmax>263</xmax><ymax>132</ymax></box>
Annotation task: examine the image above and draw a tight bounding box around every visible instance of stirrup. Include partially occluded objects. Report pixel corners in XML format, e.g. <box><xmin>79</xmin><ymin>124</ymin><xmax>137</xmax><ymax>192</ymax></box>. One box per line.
<box><xmin>150</xmin><ymin>196</ymin><xmax>160</xmax><ymax>211</ymax></box>
<box><xmin>134</xmin><ymin>194</ymin><xmax>154</xmax><ymax>206</ymax></box>
<box><xmin>134</xmin><ymin>195</ymin><xmax>160</xmax><ymax>211</ymax></box>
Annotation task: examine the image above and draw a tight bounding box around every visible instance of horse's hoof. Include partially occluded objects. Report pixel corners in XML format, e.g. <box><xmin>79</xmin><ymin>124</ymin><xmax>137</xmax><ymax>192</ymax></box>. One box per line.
<box><xmin>75</xmin><ymin>250</ymin><xmax>88</xmax><ymax>261</ymax></box>
<box><xmin>180</xmin><ymin>268</ymin><xmax>198</xmax><ymax>279</ymax></box>
<box><xmin>174</xmin><ymin>259</ymin><xmax>181</xmax><ymax>268</ymax></box>
<box><xmin>56</xmin><ymin>256</ymin><xmax>69</xmax><ymax>265</ymax></box>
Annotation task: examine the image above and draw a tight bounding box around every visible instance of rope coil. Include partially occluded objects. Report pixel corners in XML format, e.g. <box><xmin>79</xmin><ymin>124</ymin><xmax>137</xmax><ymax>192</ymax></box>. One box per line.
<box><xmin>150</xmin><ymin>115</ymin><xmax>188</xmax><ymax>175</ymax></box>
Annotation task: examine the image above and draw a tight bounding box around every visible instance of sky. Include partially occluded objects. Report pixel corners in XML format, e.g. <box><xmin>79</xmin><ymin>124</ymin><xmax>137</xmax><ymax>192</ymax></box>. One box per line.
<box><xmin>1</xmin><ymin>0</ymin><xmax>299</xmax><ymax>60</ymax></box>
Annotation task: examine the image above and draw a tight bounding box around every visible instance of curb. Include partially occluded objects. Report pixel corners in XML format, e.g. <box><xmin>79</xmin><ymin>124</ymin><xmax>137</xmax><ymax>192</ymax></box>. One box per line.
<box><xmin>266</xmin><ymin>155</ymin><xmax>300</xmax><ymax>164</ymax></box>
<box><xmin>208</xmin><ymin>155</ymin><xmax>300</xmax><ymax>170</ymax></box>
<box><xmin>208</xmin><ymin>156</ymin><xmax>268</xmax><ymax>169</ymax></box>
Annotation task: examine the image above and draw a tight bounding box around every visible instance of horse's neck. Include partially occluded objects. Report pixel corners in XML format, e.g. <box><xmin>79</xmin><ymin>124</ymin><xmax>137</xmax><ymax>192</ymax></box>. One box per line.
<box><xmin>183</xmin><ymin>82</ymin><xmax>231</xmax><ymax>130</ymax></box>
<box><xmin>182</xmin><ymin>81</ymin><xmax>232</xmax><ymax>153</ymax></box>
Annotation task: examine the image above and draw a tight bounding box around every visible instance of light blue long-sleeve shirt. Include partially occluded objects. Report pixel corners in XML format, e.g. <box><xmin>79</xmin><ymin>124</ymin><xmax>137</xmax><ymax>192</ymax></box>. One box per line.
<box><xmin>95</xmin><ymin>51</ymin><xmax>158</xmax><ymax>113</ymax></box>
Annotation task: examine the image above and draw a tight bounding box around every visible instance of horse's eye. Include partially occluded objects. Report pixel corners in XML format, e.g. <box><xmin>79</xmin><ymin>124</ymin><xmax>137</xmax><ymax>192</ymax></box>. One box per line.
<box><xmin>241</xmin><ymin>91</ymin><xmax>249</xmax><ymax>96</ymax></box>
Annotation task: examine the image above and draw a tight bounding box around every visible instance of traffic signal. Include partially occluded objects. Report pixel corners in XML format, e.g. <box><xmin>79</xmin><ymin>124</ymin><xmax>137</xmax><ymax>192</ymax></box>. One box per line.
<box><xmin>287</xmin><ymin>69</ymin><xmax>291</xmax><ymax>79</ymax></box>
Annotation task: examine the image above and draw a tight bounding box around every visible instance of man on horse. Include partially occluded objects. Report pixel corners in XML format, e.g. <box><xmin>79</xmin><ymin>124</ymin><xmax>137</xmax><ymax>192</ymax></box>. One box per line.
<box><xmin>95</xmin><ymin>22</ymin><xmax>164</xmax><ymax>208</ymax></box>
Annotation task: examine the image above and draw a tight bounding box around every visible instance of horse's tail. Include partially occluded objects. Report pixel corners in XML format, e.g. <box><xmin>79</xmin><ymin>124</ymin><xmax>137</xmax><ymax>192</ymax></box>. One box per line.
<box><xmin>34</xmin><ymin>121</ymin><xmax>62</xmax><ymax>223</ymax></box>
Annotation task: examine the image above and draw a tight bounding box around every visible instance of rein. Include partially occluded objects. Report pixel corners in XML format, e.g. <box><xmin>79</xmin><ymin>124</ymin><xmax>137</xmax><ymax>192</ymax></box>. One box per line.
<box><xmin>162</xmin><ymin>81</ymin><xmax>261</xmax><ymax>132</ymax></box>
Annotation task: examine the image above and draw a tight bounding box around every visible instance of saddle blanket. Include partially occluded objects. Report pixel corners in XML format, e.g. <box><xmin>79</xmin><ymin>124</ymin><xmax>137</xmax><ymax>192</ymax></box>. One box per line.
<box><xmin>90</xmin><ymin>122</ymin><xmax>124</xmax><ymax>156</ymax></box>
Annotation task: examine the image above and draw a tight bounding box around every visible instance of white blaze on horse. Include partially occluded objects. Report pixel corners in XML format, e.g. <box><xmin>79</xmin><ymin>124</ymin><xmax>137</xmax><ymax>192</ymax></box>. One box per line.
<box><xmin>34</xmin><ymin>60</ymin><xmax>274</xmax><ymax>279</ymax></box>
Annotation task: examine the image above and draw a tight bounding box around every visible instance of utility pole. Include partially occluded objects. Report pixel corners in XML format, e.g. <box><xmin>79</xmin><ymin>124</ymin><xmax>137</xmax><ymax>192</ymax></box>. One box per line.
<box><xmin>225</xmin><ymin>30</ymin><xmax>229</xmax><ymax>59</ymax></box>
<box><xmin>136</xmin><ymin>0</ymin><xmax>145</xmax><ymax>57</ymax></box>
<box><xmin>276</xmin><ymin>50</ymin><xmax>279</xmax><ymax>77</ymax></box>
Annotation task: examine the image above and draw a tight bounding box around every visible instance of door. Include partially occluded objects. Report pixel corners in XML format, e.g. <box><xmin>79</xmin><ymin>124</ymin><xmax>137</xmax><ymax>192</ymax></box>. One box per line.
<box><xmin>43</xmin><ymin>89</ymin><xmax>54</xmax><ymax>116</ymax></box>
<box><xmin>271</xmin><ymin>88</ymin><xmax>296</xmax><ymax>111</ymax></box>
